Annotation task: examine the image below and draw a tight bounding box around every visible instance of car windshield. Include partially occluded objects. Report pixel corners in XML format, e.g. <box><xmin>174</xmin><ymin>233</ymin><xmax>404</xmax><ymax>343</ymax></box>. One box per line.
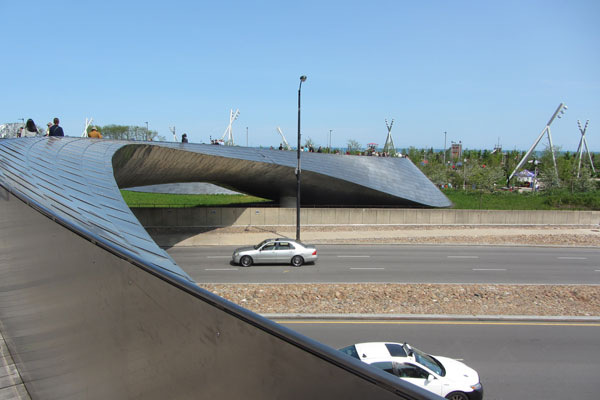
<box><xmin>254</xmin><ymin>239</ymin><xmax>272</xmax><ymax>249</ymax></box>
<box><xmin>411</xmin><ymin>346</ymin><xmax>445</xmax><ymax>376</ymax></box>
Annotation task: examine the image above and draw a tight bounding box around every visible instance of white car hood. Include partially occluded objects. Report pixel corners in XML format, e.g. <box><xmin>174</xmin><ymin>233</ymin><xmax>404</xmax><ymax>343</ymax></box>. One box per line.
<box><xmin>235</xmin><ymin>246</ymin><xmax>256</xmax><ymax>253</ymax></box>
<box><xmin>434</xmin><ymin>356</ymin><xmax>479</xmax><ymax>386</ymax></box>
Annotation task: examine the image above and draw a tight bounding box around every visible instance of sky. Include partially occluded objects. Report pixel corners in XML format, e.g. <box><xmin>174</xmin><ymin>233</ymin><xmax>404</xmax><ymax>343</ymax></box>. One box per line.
<box><xmin>2</xmin><ymin>0</ymin><xmax>599</xmax><ymax>151</ymax></box>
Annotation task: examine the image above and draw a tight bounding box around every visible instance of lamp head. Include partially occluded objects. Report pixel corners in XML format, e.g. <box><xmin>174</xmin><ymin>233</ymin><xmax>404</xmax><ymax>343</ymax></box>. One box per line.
<box><xmin>300</xmin><ymin>75</ymin><xmax>307</xmax><ymax>82</ymax></box>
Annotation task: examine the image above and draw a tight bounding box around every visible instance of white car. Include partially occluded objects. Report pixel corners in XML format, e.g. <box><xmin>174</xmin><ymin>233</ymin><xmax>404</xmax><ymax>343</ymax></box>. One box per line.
<box><xmin>231</xmin><ymin>238</ymin><xmax>317</xmax><ymax>267</ymax></box>
<box><xmin>339</xmin><ymin>342</ymin><xmax>483</xmax><ymax>400</ymax></box>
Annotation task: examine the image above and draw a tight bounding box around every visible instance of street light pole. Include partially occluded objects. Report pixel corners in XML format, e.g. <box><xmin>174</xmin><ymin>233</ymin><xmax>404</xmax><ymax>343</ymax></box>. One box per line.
<box><xmin>329</xmin><ymin>129</ymin><xmax>332</xmax><ymax>151</ymax></box>
<box><xmin>296</xmin><ymin>75</ymin><xmax>307</xmax><ymax>241</ymax></box>
<box><xmin>463</xmin><ymin>158</ymin><xmax>467</xmax><ymax>190</ymax></box>
<box><xmin>443</xmin><ymin>131</ymin><xmax>447</xmax><ymax>166</ymax></box>
<box><xmin>145</xmin><ymin>122</ymin><xmax>149</xmax><ymax>141</ymax></box>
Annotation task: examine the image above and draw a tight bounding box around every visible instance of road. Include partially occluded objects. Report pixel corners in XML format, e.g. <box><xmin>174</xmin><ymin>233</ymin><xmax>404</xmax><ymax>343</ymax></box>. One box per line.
<box><xmin>277</xmin><ymin>319</ymin><xmax>600</xmax><ymax>400</ymax></box>
<box><xmin>166</xmin><ymin>245</ymin><xmax>600</xmax><ymax>284</ymax></box>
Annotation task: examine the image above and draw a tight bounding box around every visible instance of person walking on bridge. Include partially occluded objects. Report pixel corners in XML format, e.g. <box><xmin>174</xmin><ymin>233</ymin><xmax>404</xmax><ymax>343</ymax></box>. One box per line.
<box><xmin>49</xmin><ymin>117</ymin><xmax>64</xmax><ymax>137</ymax></box>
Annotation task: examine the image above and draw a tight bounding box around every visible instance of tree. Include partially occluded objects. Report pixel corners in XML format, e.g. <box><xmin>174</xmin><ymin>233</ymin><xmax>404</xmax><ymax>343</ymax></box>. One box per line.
<box><xmin>347</xmin><ymin>139</ymin><xmax>362</xmax><ymax>154</ymax></box>
<box><xmin>424</xmin><ymin>163</ymin><xmax>448</xmax><ymax>187</ymax></box>
<box><xmin>571</xmin><ymin>165</ymin><xmax>596</xmax><ymax>192</ymax></box>
<box><xmin>504</xmin><ymin>149</ymin><xmax>524</xmax><ymax>186</ymax></box>
<box><xmin>458</xmin><ymin>160</ymin><xmax>475</xmax><ymax>190</ymax></box>
<box><xmin>469</xmin><ymin>164</ymin><xmax>505</xmax><ymax>191</ymax></box>
<box><xmin>536</xmin><ymin>146</ymin><xmax>564</xmax><ymax>190</ymax></box>
<box><xmin>406</xmin><ymin>147</ymin><xmax>423</xmax><ymax>164</ymax></box>
<box><xmin>303</xmin><ymin>137</ymin><xmax>316</xmax><ymax>150</ymax></box>
<box><xmin>98</xmin><ymin>124</ymin><xmax>161</xmax><ymax>141</ymax></box>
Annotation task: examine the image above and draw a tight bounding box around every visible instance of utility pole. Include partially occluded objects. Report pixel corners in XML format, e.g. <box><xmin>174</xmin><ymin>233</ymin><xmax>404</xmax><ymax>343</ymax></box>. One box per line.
<box><xmin>296</xmin><ymin>75</ymin><xmax>307</xmax><ymax>241</ymax></box>
<box><xmin>443</xmin><ymin>131</ymin><xmax>447</xmax><ymax>166</ymax></box>
<box><xmin>463</xmin><ymin>159</ymin><xmax>467</xmax><ymax>190</ymax></box>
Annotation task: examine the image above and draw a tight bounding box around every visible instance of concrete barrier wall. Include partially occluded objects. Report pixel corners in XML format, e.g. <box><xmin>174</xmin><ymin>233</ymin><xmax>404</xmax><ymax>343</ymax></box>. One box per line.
<box><xmin>132</xmin><ymin>207</ymin><xmax>600</xmax><ymax>227</ymax></box>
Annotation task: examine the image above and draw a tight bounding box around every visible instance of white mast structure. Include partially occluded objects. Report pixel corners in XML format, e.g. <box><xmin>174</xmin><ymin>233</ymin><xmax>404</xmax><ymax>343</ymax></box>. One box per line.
<box><xmin>81</xmin><ymin>118</ymin><xmax>93</xmax><ymax>137</ymax></box>
<box><xmin>576</xmin><ymin>120</ymin><xmax>595</xmax><ymax>177</ymax></box>
<box><xmin>221</xmin><ymin>109</ymin><xmax>240</xmax><ymax>146</ymax></box>
<box><xmin>508</xmin><ymin>103</ymin><xmax>567</xmax><ymax>185</ymax></box>
<box><xmin>276</xmin><ymin>126</ymin><xmax>292</xmax><ymax>150</ymax></box>
<box><xmin>383</xmin><ymin>118</ymin><xmax>396</xmax><ymax>155</ymax></box>
<box><xmin>170</xmin><ymin>126</ymin><xmax>177</xmax><ymax>142</ymax></box>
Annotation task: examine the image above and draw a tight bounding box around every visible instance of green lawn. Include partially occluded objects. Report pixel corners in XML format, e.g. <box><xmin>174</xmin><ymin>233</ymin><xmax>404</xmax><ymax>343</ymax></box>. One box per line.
<box><xmin>121</xmin><ymin>189</ymin><xmax>600</xmax><ymax>210</ymax></box>
<box><xmin>443</xmin><ymin>190</ymin><xmax>551</xmax><ymax>210</ymax></box>
<box><xmin>443</xmin><ymin>189</ymin><xmax>600</xmax><ymax>210</ymax></box>
<box><xmin>120</xmin><ymin>190</ymin><xmax>272</xmax><ymax>208</ymax></box>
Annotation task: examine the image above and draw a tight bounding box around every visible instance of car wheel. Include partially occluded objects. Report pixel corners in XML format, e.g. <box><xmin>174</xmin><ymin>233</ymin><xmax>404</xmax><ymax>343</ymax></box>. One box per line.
<box><xmin>240</xmin><ymin>256</ymin><xmax>253</xmax><ymax>267</ymax></box>
<box><xmin>445</xmin><ymin>391</ymin><xmax>469</xmax><ymax>400</ymax></box>
<box><xmin>291</xmin><ymin>255</ymin><xmax>304</xmax><ymax>267</ymax></box>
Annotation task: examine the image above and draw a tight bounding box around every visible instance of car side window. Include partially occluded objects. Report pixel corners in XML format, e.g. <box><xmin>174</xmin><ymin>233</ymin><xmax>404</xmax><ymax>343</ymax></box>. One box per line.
<box><xmin>276</xmin><ymin>242</ymin><xmax>294</xmax><ymax>250</ymax></box>
<box><xmin>370</xmin><ymin>361</ymin><xmax>396</xmax><ymax>376</ymax></box>
<box><xmin>339</xmin><ymin>345</ymin><xmax>360</xmax><ymax>360</ymax></box>
<box><xmin>262</xmin><ymin>244</ymin><xmax>276</xmax><ymax>250</ymax></box>
<box><xmin>396</xmin><ymin>363</ymin><xmax>429</xmax><ymax>379</ymax></box>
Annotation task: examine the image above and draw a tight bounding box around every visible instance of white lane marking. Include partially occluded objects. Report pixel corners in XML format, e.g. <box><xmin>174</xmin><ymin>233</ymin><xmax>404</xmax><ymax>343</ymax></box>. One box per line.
<box><xmin>350</xmin><ymin>267</ymin><xmax>385</xmax><ymax>270</ymax></box>
<box><xmin>206</xmin><ymin>256</ymin><xmax>231</xmax><ymax>259</ymax></box>
<box><xmin>595</xmin><ymin>270</ymin><xmax>600</xmax><ymax>272</ymax></box>
<box><xmin>448</xmin><ymin>256</ymin><xmax>479</xmax><ymax>259</ymax></box>
<box><xmin>338</xmin><ymin>255</ymin><xmax>371</xmax><ymax>258</ymax></box>
<box><xmin>557</xmin><ymin>257</ymin><xmax>587</xmax><ymax>260</ymax></box>
<box><xmin>204</xmin><ymin>268</ymin><xmax>239</xmax><ymax>271</ymax></box>
<box><xmin>472</xmin><ymin>268</ymin><xmax>507</xmax><ymax>271</ymax></box>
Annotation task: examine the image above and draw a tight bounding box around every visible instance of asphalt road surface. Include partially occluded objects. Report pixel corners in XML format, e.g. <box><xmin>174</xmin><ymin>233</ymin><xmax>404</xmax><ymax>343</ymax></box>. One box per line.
<box><xmin>166</xmin><ymin>245</ymin><xmax>600</xmax><ymax>284</ymax></box>
<box><xmin>277</xmin><ymin>319</ymin><xmax>600</xmax><ymax>400</ymax></box>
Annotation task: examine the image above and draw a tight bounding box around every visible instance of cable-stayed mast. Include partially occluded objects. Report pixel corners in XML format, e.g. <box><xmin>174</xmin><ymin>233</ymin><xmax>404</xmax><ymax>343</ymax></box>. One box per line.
<box><xmin>221</xmin><ymin>109</ymin><xmax>240</xmax><ymax>146</ymax></box>
<box><xmin>383</xmin><ymin>118</ymin><xmax>396</xmax><ymax>155</ymax></box>
<box><xmin>81</xmin><ymin>118</ymin><xmax>93</xmax><ymax>137</ymax></box>
<box><xmin>576</xmin><ymin>120</ymin><xmax>595</xmax><ymax>177</ymax></box>
<box><xmin>508</xmin><ymin>103</ymin><xmax>567</xmax><ymax>184</ymax></box>
<box><xmin>277</xmin><ymin>127</ymin><xmax>291</xmax><ymax>150</ymax></box>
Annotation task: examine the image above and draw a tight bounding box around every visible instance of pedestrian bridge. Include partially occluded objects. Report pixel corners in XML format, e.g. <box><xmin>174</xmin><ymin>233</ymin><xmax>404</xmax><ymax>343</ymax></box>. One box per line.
<box><xmin>0</xmin><ymin>137</ymin><xmax>440</xmax><ymax>399</ymax></box>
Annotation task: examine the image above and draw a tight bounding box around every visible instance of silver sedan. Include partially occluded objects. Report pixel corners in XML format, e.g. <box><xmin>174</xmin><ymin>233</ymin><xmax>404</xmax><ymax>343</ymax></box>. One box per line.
<box><xmin>232</xmin><ymin>238</ymin><xmax>318</xmax><ymax>267</ymax></box>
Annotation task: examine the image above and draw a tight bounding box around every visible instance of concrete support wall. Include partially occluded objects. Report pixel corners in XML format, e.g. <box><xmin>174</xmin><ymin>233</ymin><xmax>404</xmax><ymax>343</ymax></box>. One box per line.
<box><xmin>132</xmin><ymin>207</ymin><xmax>600</xmax><ymax>227</ymax></box>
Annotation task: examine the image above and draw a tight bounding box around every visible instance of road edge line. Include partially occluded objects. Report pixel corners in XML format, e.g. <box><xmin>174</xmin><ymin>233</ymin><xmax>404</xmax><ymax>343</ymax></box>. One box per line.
<box><xmin>262</xmin><ymin>313</ymin><xmax>600</xmax><ymax>322</ymax></box>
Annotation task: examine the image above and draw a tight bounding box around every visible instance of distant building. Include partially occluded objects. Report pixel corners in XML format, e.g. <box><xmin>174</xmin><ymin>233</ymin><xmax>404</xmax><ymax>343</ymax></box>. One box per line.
<box><xmin>451</xmin><ymin>142</ymin><xmax>462</xmax><ymax>159</ymax></box>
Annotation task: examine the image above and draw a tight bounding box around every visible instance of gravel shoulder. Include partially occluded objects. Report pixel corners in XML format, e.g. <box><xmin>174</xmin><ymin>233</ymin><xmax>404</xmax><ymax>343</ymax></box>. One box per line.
<box><xmin>187</xmin><ymin>225</ymin><xmax>600</xmax><ymax>317</ymax></box>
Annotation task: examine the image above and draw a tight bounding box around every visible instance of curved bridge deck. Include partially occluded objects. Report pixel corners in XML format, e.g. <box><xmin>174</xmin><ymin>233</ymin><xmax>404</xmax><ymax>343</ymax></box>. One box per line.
<box><xmin>0</xmin><ymin>138</ymin><xmax>440</xmax><ymax>399</ymax></box>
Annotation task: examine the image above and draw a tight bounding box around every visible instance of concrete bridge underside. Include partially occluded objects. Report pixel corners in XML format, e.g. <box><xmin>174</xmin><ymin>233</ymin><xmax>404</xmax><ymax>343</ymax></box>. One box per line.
<box><xmin>0</xmin><ymin>137</ymin><xmax>441</xmax><ymax>399</ymax></box>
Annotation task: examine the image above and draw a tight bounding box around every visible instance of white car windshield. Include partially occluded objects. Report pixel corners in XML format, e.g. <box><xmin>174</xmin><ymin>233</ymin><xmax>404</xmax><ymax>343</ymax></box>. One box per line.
<box><xmin>254</xmin><ymin>239</ymin><xmax>271</xmax><ymax>249</ymax></box>
<box><xmin>411</xmin><ymin>346</ymin><xmax>445</xmax><ymax>376</ymax></box>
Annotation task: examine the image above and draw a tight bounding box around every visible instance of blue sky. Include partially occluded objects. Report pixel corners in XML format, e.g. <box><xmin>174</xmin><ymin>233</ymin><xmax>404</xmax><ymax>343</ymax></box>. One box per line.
<box><xmin>3</xmin><ymin>0</ymin><xmax>599</xmax><ymax>151</ymax></box>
